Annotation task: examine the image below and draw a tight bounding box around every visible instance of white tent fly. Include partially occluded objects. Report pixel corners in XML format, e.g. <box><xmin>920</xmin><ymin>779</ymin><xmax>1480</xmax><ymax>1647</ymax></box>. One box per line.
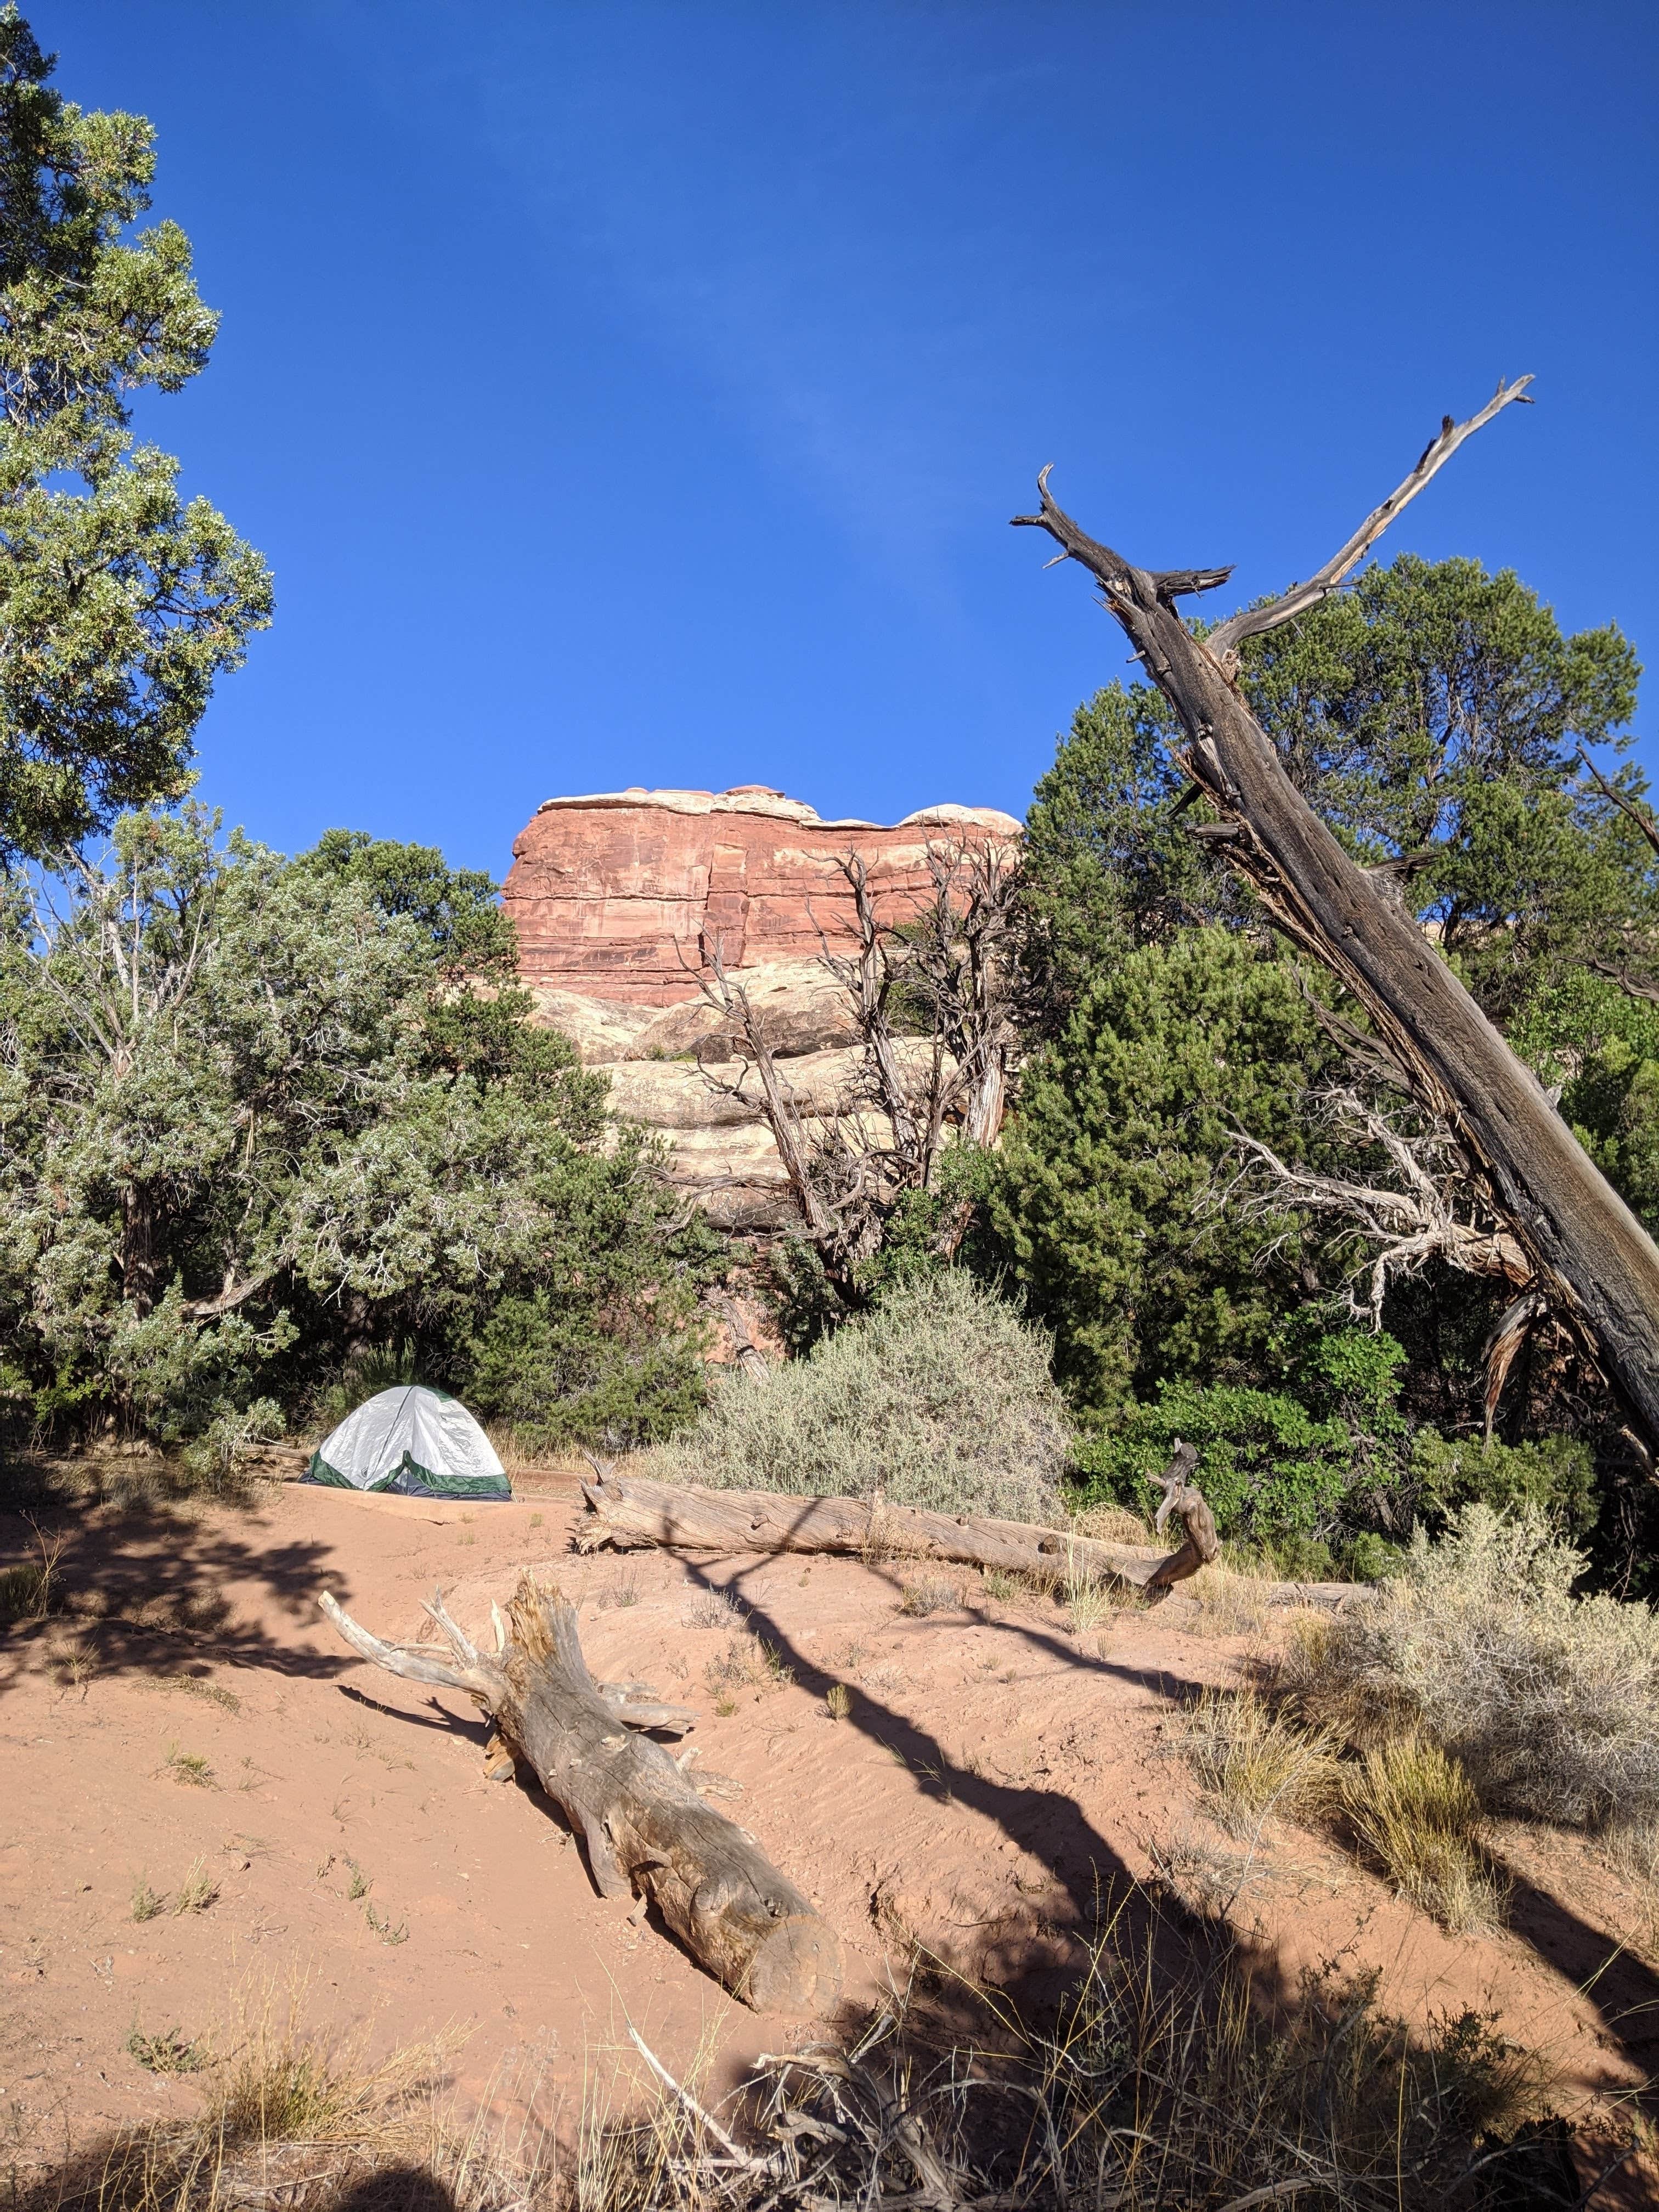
<box><xmin>306</xmin><ymin>1385</ymin><xmax>511</xmax><ymax>1500</ymax></box>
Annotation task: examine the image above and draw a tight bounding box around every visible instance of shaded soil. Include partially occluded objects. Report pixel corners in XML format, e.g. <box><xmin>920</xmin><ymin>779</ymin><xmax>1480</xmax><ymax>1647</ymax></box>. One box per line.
<box><xmin>2</xmin><ymin>1472</ymin><xmax>1655</xmax><ymax>2188</ymax></box>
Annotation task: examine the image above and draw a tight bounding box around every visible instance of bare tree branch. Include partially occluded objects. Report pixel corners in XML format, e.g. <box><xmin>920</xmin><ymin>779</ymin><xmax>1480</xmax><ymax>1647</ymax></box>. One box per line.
<box><xmin>1577</xmin><ymin>744</ymin><xmax>1659</xmax><ymax>862</ymax></box>
<box><xmin>1010</xmin><ymin>406</ymin><xmax>1659</xmax><ymax>1448</ymax></box>
<box><xmin>1228</xmin><ymin>1088</ymin><xmax>1533</xmax><ymax>1328</ymax></box>
<box><xmin>1204</xmin><ymin>376</ymin><xmax>1534</xmax><ymax>664</ymax></box>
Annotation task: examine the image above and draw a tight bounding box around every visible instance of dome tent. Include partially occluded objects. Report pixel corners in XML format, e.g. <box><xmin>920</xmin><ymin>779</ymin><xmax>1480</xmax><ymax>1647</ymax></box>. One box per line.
<box><xmin>306</xmin><ymin>1385</ymin><xmax>511</xmax><ymax>1500</ymax></box>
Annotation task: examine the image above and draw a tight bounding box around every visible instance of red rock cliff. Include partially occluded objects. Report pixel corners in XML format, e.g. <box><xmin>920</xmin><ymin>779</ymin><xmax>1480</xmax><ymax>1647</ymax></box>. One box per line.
<box><xmin>503</xmin><ymin>785</ymin><xmax>1023</xmax><ymax>1005</ymax></box>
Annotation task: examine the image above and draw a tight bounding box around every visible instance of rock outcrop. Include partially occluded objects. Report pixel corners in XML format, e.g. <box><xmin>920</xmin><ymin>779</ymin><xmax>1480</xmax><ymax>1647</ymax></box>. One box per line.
<box><xmin>504</xmin><ymin>786</ymin><xmax>1021</xmax><ymax>1229</ymax></box>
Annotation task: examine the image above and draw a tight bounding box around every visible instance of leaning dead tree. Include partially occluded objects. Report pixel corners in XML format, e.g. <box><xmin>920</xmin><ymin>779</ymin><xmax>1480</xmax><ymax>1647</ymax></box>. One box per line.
<box><xmin>1014</xmin><ymin>381</ymin><xmax>1659</xmax><ymax>1445</ymax></box>
<box><xmin>696</xmin><ymin>839</ymin><xmax>1020</xmax><ymax>1286</ymax></box>
<box><xmin>317</xmin><ymin>1574</ymin><xmax>842</xmax><ymax>2013</ymax></box>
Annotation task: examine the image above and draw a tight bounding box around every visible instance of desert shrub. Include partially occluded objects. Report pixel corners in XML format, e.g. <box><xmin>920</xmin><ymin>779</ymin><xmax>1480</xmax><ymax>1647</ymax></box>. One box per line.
<box><xmin>1074</xmin><ymin>1327</ymin><xmax>1414</xmax><ymax>1551</ymax></box>
<box><xmin>1288</xmin><ymin>1505</ymin><xmax>1659</xmax><ymax>1829</ymax></box>
<box><xmin>1343</xmin><ymin>1736</ymin><xmax>1504</xmax><ymax>1932</ymax></box>
<box><xmin>1409</xmin><ymin>1427</ymin><xmax>1598</xmax><ymax>1536</ymax></box>
<box><xmin>1075</xmin><ymin>1374</ymin><xmax>1356</xmax><ymax>1547</ymax></box>
<box><xmin>645</xmin><ymin>1269</ymin><xmax>1069</xmax><ymax>1522</ymax></box>
<box><xmin>898</xmin><ymin>1574</ymin><xmax>962</xmax><ymax>1617</ymax></box>
<box><xmin>0</xmin><ymin>811</ymin><xmax>717</xmax><ymax>1460</ymax></box>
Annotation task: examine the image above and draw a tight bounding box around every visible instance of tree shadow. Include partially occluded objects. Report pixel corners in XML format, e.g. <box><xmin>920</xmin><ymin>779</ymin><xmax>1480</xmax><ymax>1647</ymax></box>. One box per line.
<box><xmin>1498</xmin><ymin>1854</ymin><xmax>1659</xmax><ymax>2071</ymax></box>
<box><xmin>0</xmin><ymin>1495</ymin><xmax>352</xmax><ymax>1702</ymax></box>
<box><xmin>670</xmin><ymin>1554</ymin><xmax>1214</xmax><ymax>2030</ymax></box>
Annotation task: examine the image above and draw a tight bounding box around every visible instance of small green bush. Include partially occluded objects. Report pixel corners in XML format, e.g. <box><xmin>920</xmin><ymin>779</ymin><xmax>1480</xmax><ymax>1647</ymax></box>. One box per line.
<box><xmin>1074</xmin><ymin>1378</ymin><xmax>1356</xmax><ymax>1547</ymax></box>
<box><xmin>645</xmin><ymin>1270</ymin><xmax>1069</xmax><ymax>1522</ymax></box>
<box><xmin>1342</xmin><ymin>1531</ymin><xmax>1406</xmax><ymax>1584</ymax></box>
<box><xmin>1409</xmin><ymin>1429</ymin><xmax>1597</xmax><ymax>1537</ymax></box>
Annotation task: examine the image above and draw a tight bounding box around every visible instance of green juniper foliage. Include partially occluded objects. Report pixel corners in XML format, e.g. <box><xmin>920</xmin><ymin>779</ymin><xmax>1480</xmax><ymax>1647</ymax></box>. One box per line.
<box><xmin>994</xmin><ymin>924</ymin><xmax>1339</xmax><ymax>1415</ymax></box>
<box><xmin>0</xmin><ymin>809</ymin><xmax>714</xmax><ymax>1457</ymax></box>
<box><xmin>1239</xmin><ymin>554</ymin><xmax>1647</xmax><ymax>1026</ymax></box>
<box><xmin>0</xmin><ymin>9</ymin><xmax>270</xmax><ymax>863</ymax></box>
<box><xmin>1002</xmin><ymin>552</ymin><xmax>1651</xmax><ymax>1572</ymax></box>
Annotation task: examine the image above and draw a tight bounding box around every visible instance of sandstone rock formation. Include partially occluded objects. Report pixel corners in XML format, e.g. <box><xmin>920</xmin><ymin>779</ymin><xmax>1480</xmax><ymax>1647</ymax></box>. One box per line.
<box><xmin>504</xmin><ymin>786</ymin><xmax>1022</xmax><ymax>1231</ymax></box>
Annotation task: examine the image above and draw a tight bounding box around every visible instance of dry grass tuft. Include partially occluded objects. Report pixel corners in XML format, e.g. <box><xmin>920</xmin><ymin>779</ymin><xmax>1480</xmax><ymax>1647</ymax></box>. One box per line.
<box><xmin>1177</xmin><ymin>1685</ymin><xmax>1339</xmax><ymax>1837</ymax></box>
<box><xmin>702</xmin><ymin>1633</ymin><xmax>792</xmax><ymax>1706</ymax></box>
<box><xmin>15</xmin><ymin>2010</ymin><xmax>549</xmax><ymax>2212</ymax></box>
<box><xmin>1184</xmin><ymin>1560</ymin><xmax>1278</xmax><ymax>1640</ymax></box>
<box><xmin>1062</xmin><ymin>1560</ymin><xmax>1116</xmax><ymax>1634</ymax></box>
<box><xmin>0</xmin><ymin>1522</ymin><xmax>65</xmax><ymax>1626</ymax></box>
<box><xmin>898</xmin><ymin>1573</ymin><xmax>962</xmax><ymax>1617</ymax></box>
<box><xmin>172</xmin><ymin>1857</ymin><xmax>219</xmax><ymax>1916</ymax></box>
<box><xmin>1343</xmin><ymin>1735</ymin><xmax>1506</xmax><ymax>1932</ymax></box>
<box><xmin>14</xmin><ymin>1903</ymin><xmax>1598</xmax><ymax>2212</ymax></box>
<box><xmin>980</xmin><ymin>1562</ymin><xmax>1057</xmax><ymax>1606</ymax></box>
<box><xmin>1067</xmin><ymin>1498</ymin><xmax>1153</xmax><ymax>1545</ymax></box>
<box><xmin>162</xmin><ymin>1744</ymin><xmax>216</xmax><ymax>1789</ymax></box>
<box><xmin>681</xmin><ymin>1587</ymin><xmax>746</xmax><ymax>1630</ymax></box>
<box><xmin>576</xmin><ymin>1894</ymin><xmax>1560</xmax><ymax>2211</ymax></box>
<box><xmin>157</xmin><ymin>1672</ymin><xmax>242</xmax><ymax>1714</ymax></box>
<box><xmin>130</xmin><ymin>1875</ymin><xmax>165</xmax><ymax>1922</ymax></box>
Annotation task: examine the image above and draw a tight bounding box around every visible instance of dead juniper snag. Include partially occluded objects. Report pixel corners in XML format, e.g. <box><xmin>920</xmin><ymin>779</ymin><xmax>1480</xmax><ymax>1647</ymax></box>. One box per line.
<box><xmin>1013</xmin><ymin>381</ymin><xmax>1659</xmax><ymax>1451</ymax></box>
<box><xmin>317</xmin><ymin>1573</ymin><xmax>842</xmax><ymax>2014</ymax></box>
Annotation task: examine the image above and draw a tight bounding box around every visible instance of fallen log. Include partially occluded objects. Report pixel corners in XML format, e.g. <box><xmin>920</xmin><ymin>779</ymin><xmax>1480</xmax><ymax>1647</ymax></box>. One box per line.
<box><xmin>316</xmin><ymin>1573</ymin><xmax>842</xmax><ymax>2015</ymax></box>
<box><xmin>577</xmin><ymin>1466</ymin><xmax>1357</xmax><ymax>1610</ymax></box>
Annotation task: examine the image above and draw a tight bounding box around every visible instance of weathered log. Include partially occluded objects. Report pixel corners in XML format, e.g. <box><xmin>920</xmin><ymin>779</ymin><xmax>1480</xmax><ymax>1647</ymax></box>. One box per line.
<box><xmin>317</xmin><ymin>1574</ymin><xmax>842</xmax><ymax>2015</ymax></box>
<box><xmin>1011</xmin><ymin>389</ymin><xmax>1659</xmax><ymax>1446</ymax></box>
<box><xmin>577</xmin><ymin>1467</ymin><xmax>1356</xmax><ymax>1610</ymax></box>
<box><xmin>1145</xmin><ymin>1441</ymin><xmax>1221</xmax><ymax>1591</ymax></box>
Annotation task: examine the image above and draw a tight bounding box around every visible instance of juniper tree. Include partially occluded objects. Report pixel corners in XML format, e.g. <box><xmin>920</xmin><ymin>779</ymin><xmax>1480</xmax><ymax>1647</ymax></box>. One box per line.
<box><xmin>0</xmin><ymin>7</ymin><xmax>270</xmax><ymax>863</ymax></box>
<box><xmin>0</xmin><ymin>811</ymin><xmax>713</xmax><ymax>1452</ymax></box>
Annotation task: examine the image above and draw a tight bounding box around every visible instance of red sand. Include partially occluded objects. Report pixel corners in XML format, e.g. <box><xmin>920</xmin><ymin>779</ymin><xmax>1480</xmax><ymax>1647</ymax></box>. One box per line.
<box><xmin>3</xmin><ymin>1477</ymin><xmax>1655</xmax><ymax>2176</ymax></box>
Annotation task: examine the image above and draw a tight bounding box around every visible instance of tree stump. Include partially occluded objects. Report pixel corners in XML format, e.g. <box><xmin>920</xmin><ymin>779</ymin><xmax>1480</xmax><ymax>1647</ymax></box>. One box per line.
<box><xmin>317</xmin><ymin>1574</ymin><xmax>842</xmax><ymax>2015</ymax></box>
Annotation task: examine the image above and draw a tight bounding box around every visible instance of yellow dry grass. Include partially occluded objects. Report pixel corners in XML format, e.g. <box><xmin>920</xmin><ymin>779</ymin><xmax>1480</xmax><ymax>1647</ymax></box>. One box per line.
<box><xmin>1343</xmin><ymin>1734</ymin><xmax>1506</xmax><ymax>1933</ymax></box>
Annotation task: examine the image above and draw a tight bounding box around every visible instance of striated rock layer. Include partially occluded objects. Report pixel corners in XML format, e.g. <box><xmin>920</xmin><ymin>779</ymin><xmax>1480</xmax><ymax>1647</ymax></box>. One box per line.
<box><xmin>504</xmin><ymin>784</ymin><xmax>1021</xmax><ymax>1004</ymax></box>
<box><xmin>504</xmin><ymin>786</ymin><xmax>1022</xmax><ymax>1232</ymax></box>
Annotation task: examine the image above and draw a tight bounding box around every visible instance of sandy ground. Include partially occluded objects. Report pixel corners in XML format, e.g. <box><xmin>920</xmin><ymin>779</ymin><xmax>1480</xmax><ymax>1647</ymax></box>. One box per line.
<box><xmin>3</xmin><ymin>1474</ymin><xmax>1657</xmax><ymax>2181</ymax></box>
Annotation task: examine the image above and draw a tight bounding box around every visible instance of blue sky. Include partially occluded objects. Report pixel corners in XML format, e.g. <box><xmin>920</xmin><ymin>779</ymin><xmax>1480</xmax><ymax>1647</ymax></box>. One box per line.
<box><xmin>38</xmin><ymin>1</ymin><xmax>1659</xmax><ymax>878</ymax></box>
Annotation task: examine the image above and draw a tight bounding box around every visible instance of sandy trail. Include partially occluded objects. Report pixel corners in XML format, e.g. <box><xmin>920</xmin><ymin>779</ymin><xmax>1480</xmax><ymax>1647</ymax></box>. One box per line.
<box><xmin>2</xmin><ymin>1477</ymin><xmax>1655</xmax><ymax>2170</ymax></box>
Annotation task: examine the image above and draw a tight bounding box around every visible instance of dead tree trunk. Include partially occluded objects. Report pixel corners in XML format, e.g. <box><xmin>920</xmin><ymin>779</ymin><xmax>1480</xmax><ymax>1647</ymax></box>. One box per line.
<box><xmin>1144</xmin><ymin>1442</ymin><xmax>1220</xmax><ymax>1592</ymax></box>
<box><xmin>317</xmin><ymin>1575</ymin><xmax>842</xmax><ymax>2015</ymax></box>
<box><xmin>1013</xmin><ymin>381</ymin><xmax>1659</xmax><ymax>1444</ymax></box>
<box><xmin>577</xmin><ymin>1466</ymin><xmax>1355</xmax><ymax>1609</ymax></box>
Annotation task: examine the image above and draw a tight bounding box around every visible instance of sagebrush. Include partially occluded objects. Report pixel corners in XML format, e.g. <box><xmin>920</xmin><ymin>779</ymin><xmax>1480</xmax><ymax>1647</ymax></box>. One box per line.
<box><xmin>1285</xmin><ymin>1504</ymin><xmax>1659</xmax><ymax>1829</ymax></box>
<box><xmin>645</xmin><ymin>1269</ymin><xmax>1070</xmax><ymax>1521</ymax></box>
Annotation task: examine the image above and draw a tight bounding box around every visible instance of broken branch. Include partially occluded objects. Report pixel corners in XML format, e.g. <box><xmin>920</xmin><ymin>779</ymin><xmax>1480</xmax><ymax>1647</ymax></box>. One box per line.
<box><xmin>317</xmin><ymin>1575</ymin><xmax>840</xmax><ymax>2012</ymax></box>
<box><xmin>1205</xmin><ymin>377</ymin><xmax>1534</xmax><ymax>662</ymax></box>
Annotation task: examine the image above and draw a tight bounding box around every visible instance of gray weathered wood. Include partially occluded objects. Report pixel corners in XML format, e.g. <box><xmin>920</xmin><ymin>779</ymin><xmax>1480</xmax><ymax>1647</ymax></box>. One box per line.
<box><xmin>1012</xmin><ymin>392</ymin><xmax>1659</xmax><ymax>1446</ymax></box>
<box><xmin>577</xmin><ymin>1468</ymin><xmax>1355</xmax><ymax>1609</ymax></box>
<box><xmin>1146</xmin><ymin>1440</ymin><xmax>1221</xmax><ymax>1591</ymax></box>
<box><xmin>317</xmin><ymin>1576</ymin><xmax>841</xmax><ymax>2015</ymax></box>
